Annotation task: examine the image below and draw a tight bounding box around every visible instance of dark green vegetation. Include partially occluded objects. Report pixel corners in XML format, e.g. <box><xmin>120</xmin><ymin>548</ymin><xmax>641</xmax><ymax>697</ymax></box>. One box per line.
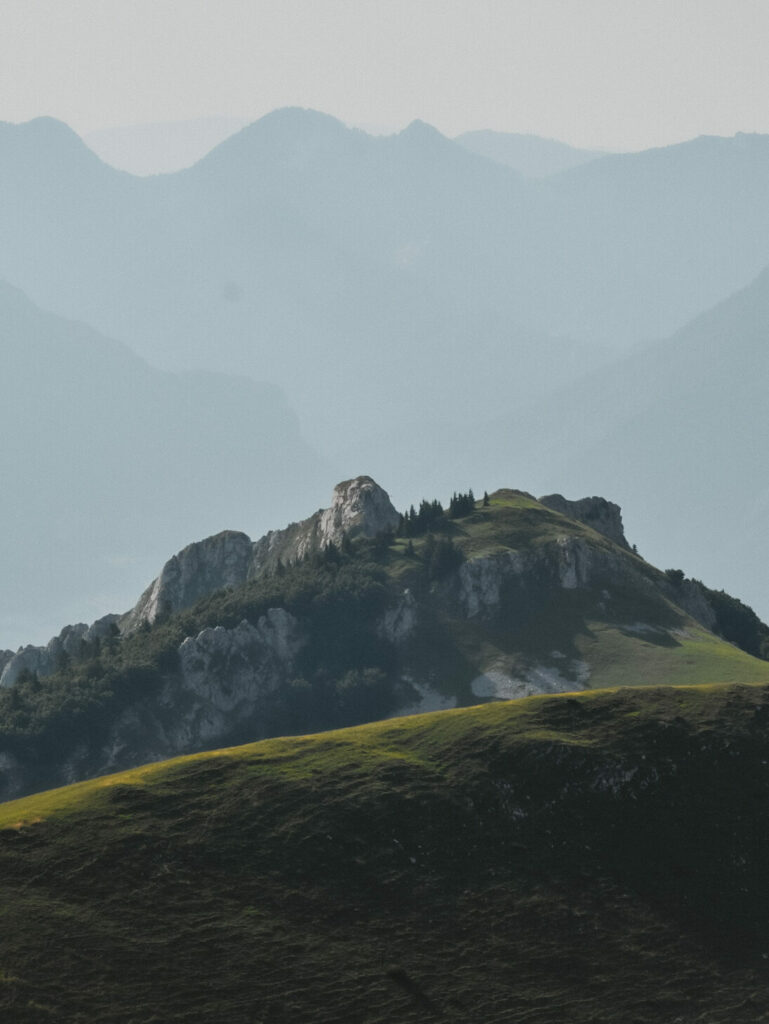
<box><xmin>3</xmin><ymin>489</ymin><xmax>769</xmax><ymax>802</ymax></box>
<box><xmin>3</xmin><ymin>683</ymin><xmax>769</xmax><ymax>1022</ymax></box>
<box><xmin>666</xmin><ymin>568</ymin><xmax>769</xmax><ymax>660</ymax></box>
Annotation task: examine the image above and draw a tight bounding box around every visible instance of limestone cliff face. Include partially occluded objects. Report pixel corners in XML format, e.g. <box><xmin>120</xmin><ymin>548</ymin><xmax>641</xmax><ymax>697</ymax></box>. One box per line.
<box><xmin>456</xmin><ymin>535</ymin><xmax>645</xmax><ymax>622</ymax></box>
<box><xmin>0</xmin><ymin>607</ymin><xmax>307</xmax><ymax>801</ymax></box>
<box><xmin>175</xmin><ymin>610</ymin><xmax>303</xmax><ymax>724</ymax></box>
<box><xmin>319</xmin><ymin>476</ymin><xmax>400</xmax><ymax>546</ymax></box>
<box><xmin>1</xmin><ymin>477</ymin><xmax>400</xmax><ymax>688</ymax></box>
<box><xmin>664</xmin><ymin>578</ymin><xmax>718</xmax><ymax>633</ymax></box>
<box><xmin>539</xmin><ymin>494</ymin><xmax>630</xmax><ymax>550</ymax></box>
<box><xmin>121</xmin><ymin>530</ymin><xmax>252</xmax><ymax>632</ymax></box>
<box><xmin>250</xmin><ymin>476</ymin><xmax>399</xmax><ymax>577</ymax></box>
<box><xmin>97</xmin><ymin>609</ymin><xmax>305</xmax><ymax>778</ymax></box>
<box><xmin>124</xmin><ymin>477</ymin><xmax>400</xmax><ymax>630</ymax></box>
<box><xmin>0</xmin><ymin>615</ymin><xmax>119</xmax><ymax>688</ymax></box>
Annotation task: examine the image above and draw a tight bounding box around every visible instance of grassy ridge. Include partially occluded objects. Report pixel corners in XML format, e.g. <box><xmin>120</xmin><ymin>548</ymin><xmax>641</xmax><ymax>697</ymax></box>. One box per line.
<box><xmin>3</xmin><ymin>684</ymin><xmax>769</xmax><ymax>1022</ymax></box>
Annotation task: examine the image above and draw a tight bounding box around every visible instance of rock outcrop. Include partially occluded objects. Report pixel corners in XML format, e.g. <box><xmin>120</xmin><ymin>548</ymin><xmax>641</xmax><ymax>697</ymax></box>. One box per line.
<box><xmin>2</xmin><ymin>477</ymin><xmax>401</xmax><ymax>683</ymax></box>
<box><xmin>539</xmin><ymin>494</ymin><xmax>630</xmax><ymax>550</ymax></box>
<box><xmin>101</xmin><ymin>609</ymin><xmax>305</xmax><ymax>773</ymax></box>
<box><xmin>250</xmin><ymin>476</ymin><xmax>399</xmax><ymax>577</ymax></box>
<box><xmin>121</xmin><ymin>530</ymin><xmax>252</xmax><ymax>632</ymax></box>
<box><xmin>318</xmin><ymin>476</ymin><xmax>400</xmax><ymax>546</ymax></box>
<box><xmin>0</xmin><ymin>615</ymin><xmax>120</xmax><ymax>688</ymax></box>
<box><xmin>123</xmin><ymin>477</ymin><xmax>400</xmax><ymax>632</ymax></box>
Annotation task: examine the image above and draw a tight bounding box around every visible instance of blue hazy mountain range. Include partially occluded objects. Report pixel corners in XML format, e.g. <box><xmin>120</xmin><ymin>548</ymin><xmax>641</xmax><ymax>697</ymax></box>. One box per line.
<box><xmin>3</xmin><ymin>108</ymin><xmax>769</xmax><ymax>642</ymax></box>
<box><xmin>454</xmin><ymin>129</ymin><xmax>606</xmax><ymax>177</ymax></box>
<box><xmin>84</xmin><ymin>118</ymin><xmax>607</xmax><ymax>179</ymax></box>
<box><xmin>2</xmin><ymin>110</ymin><xmax>769</xmax><ymax>359</ymax></box>
<box><xmin>0</xmin><ymin>281</ymin><xmax>328</xmax><ymax>648</ymax></box>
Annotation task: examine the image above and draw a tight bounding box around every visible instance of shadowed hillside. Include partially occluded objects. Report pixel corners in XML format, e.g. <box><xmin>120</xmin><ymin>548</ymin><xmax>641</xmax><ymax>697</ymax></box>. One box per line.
<box><xmin>2</xmin><ymin>683</ymin><xmax>769</xmax><ymax>1022</ymax></box>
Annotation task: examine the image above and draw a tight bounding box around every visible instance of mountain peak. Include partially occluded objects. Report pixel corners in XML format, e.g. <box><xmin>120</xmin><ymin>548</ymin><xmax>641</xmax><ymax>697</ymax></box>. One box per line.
<box><xmin>190</xmin><ymin>106</ymin><xmax>359</xmax><ymax>172</ymax></box>
<box><xmin>319</xmin><ymin>476</ymin><xmax>400</xmax><ymax>546</ymax></box>
<box><xmin>0</xmin><ymin>116</ymin><xmax>116</xmax><ymax>178</ymax></box>
<box><xmin>399</xmin><ymin>118</ymin><xmax>447</xmax><ymax>143</ymax></box>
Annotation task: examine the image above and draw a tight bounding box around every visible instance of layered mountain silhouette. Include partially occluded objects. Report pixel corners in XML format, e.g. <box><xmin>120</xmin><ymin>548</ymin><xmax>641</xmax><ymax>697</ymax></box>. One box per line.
<box><xmin>0</xmin><ymin>282</ymin><xmax>328</xmax><ymax>648</ymax></box>
<box><xmin>455</xmin><ymin>128</ymin><xmax>605</xmax><ymax>176</ymax></box>
<box><xmin>3</xmin><ymin>108</ymin><xmax>769</xmax><ymax>630</ymax></box>
<box><xmin>4</xmin><ymin>111</ymin><xmax>769</xmax><ymax>363</ymax></box>
<box><xmin>84</xmin><ymin>116</ymin><xmax>249</xmax><ymax>176</ymax></box>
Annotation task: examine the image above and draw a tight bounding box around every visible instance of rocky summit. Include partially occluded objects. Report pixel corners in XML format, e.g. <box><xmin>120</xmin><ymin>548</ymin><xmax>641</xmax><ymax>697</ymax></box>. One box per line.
<box><xmin>124</xmin><ymin>476</ymin><xmax>399</xmax><ymax>631</ymax></box>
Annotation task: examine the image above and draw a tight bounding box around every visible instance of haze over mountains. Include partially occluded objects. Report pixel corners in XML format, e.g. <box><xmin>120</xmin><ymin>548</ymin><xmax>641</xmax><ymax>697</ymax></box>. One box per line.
<box><xmin>455</xmin><ymin>129</ymin><xmax>606</xmax><ymax>176</ymax></box>
<box><xmin>445</xmin><ymin>263</ymin><xmax>769</xmax><ymax>620</ymax></box>
<box><xmin>84</xmin><ymin>116</ymin><xmax>250</xmax><ymax>176</ymax></box>
<box><xmin>2</xmin><ymin>107</ymin><xmax>769</xmax><ymax>644</ymax></box>
<box><xmin>0</xmin><ymin>282</ymin><xmax>327</xmax><ymax>648</ymax></box>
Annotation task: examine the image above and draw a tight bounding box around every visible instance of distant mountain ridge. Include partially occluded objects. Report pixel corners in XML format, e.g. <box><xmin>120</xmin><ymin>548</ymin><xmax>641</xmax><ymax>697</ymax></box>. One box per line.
<box><xmin>4</xmin><ymin>108</ymin><xmax>769</xmax><ymax>653</ymax></box>
<box><xmin>0</xmin><ymin>282</ymin><xmax>328</xmax><ymax>649</ymax></box>
<box><xmin>84</xmin><ymin>116</ymin><xmax>249</xmax><ymax>176</ymax></box>
<box><xmin>455</xmin><ymin>128</ymin><xmax>606</xmax><ymax>176</ymax></box>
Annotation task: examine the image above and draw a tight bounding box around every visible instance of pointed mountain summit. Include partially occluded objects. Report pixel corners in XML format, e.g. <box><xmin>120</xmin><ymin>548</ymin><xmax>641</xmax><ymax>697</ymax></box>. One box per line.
<box><xmin>188</xmin><ymin>106</ymin><xmax>365</xmax><ymax>176</ymax></box>
<box><xmin>123</xmin><ymin>476</ymin><xmax>400</xmax><ymax>630</ymax></box>
<box><xmin>0</xmin><ymin>116</ymin><xmax>124</xmax><ymax>185</ymax></box>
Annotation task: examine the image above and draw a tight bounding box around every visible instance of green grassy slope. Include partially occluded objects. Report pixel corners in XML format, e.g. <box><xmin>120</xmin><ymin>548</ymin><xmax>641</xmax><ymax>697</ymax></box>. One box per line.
<box><xmin>3</xmin><ymin>683</ymin><xmax>769</xmax><ymax>1022</ymax></box>
<box><xmin>388</xmin><ymin>491</ymin><xmax>769</xmax><ymax>693</ymax></box>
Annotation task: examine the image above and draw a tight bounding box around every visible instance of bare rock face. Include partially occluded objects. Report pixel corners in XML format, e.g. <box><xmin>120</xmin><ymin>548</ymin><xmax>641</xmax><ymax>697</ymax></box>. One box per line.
<box><xmin>120</xmin><ymin>478</ymin><xmax>400</xmax><ymax>632</ymax></box>
<box><xmin>122</xmin><ymin>530</ymin><xmax>252</xmax><ymax>632</ymax></box>
<box><xmin>318</xmin><ymin>476</ymin><xmax>400</xmax><ymax>547</ymax></box>
<box><xmin>379</xmin><ymin>589</ymin><xmax>418</xmax><ymax>644</ymax></box>
<box><xmin>177</xmin><ymin>610</ymin><xmax>303</xmax><ymax>714</ymax></box>
<box><xmin>0</xmin><ymin>614</ymin><xmax>120</xmax><ymax>688</ymax></box>
<box><xmin>663</xmin><ymin>578</ymin><xmax>718</xmax><ymax>632</ymax></box>
<box><xmin>539</xmin><ymin>494</ymin><xmax>630</xmax><ymax>550</ymax></box>
<box><xmin>250</xmin><ymin>476</ymin><xmax>399</xmax><ymax>576</ymax></box>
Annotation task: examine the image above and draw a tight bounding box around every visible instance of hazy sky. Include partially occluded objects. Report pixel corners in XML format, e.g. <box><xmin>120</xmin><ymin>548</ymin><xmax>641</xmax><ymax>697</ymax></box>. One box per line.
<box><xmin>1</xmin><ymin>1</ymin><xmax>768</xmax><ymax>150</ymax></box>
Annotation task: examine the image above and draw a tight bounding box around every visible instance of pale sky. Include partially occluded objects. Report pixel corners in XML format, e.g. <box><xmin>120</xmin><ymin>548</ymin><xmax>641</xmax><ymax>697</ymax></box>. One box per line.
<box><xmin>1</xmin><ymin>0</ymin><xmax>768</xmax><ymax>150</ymax></box>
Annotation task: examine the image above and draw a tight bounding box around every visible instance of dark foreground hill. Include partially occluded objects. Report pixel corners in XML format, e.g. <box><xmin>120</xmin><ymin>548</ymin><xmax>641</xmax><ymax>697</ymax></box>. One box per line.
<box><xmin>2</xmin><ymin>683</ymin><xmax>769</xmax><ymax>1022</ymax></box>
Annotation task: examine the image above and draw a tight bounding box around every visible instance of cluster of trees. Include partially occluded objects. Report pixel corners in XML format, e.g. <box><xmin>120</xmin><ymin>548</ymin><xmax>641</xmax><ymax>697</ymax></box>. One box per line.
<box><xmin>448</xmin><ymin>490</ymin><xmax>476</xmax><ymax>518</ymax></box>
<box><xmin>398</xmin><ymin>499</ymin><xmax>445</xmax><ymax>537</ymax></box>
<box><xmin>398</xmin><ymin>489</ymin><xmax>487</xmax><ymax>538</ymax></box>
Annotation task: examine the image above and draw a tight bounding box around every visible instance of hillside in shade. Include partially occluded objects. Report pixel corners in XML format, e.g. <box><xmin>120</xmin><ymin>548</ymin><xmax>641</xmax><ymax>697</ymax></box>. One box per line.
<box><xmin>2</xmin><ymin>683</ymin><xmax>769</xmax><ymax>1022</ymax></box>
